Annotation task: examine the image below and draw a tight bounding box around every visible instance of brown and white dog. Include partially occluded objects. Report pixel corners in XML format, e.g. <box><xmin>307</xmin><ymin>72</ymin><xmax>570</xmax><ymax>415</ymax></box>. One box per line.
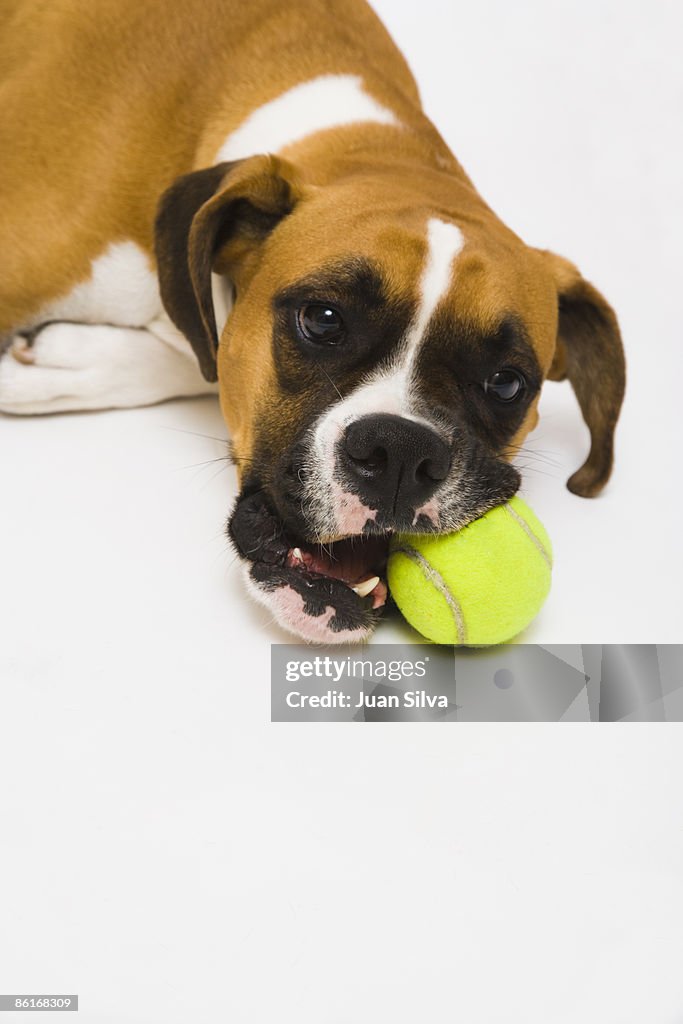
<box><xmin>0</xmin><ymin>0</ymin><xmax>625</xmax><ymax>642</ymax></box>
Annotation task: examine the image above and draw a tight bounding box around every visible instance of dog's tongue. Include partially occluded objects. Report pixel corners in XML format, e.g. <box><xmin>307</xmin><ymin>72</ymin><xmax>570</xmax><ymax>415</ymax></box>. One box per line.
<box><xmin>285</xmin><ymin>536</ymin><xmax>388</xmax><ymax>609</ymax></box>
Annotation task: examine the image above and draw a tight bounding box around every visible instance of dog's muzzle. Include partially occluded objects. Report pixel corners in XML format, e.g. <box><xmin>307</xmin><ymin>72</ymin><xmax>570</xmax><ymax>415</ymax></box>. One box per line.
<box><xmin>339</xmin><ymin>414</ymin><xmax>450</xmax><ymax>526</ymax></box>
<box><xmin>228</xmin><ymin>410</ymin><xmax>520</xmax><ymax>644</ymax></box>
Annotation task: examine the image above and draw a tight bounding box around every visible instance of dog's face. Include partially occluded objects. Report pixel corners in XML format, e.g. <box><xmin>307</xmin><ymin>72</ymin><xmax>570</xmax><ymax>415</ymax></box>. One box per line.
<box><xmin>156</xmin><ymin>155</ymin><xmax>625</xmax><ymax>642</ymax></box>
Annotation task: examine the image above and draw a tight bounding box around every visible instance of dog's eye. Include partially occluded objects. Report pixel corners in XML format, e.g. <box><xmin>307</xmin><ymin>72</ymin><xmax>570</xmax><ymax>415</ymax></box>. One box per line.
<box><xmin>296</xmin><ymin>304</ymin><xmax>344</xmax><ymax>344</ymax></box>
<box><xmin>483</xmin><ymin>368</ymin><xmax>526</xmax><ymax>402</ymax></box>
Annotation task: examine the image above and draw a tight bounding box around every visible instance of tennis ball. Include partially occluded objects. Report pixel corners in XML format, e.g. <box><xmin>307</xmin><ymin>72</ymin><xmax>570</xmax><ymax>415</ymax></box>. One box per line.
<box><xmin>387</xmin><ymin>496</ymin><xmax>552</xmax><ymax>645</ymax></box>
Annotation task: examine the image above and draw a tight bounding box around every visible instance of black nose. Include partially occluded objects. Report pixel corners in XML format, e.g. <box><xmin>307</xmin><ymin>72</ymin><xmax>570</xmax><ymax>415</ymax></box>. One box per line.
<box><xmin>341</xmin><ymin>414</ymin><xmax>451</xmax><ymax>515</ymax></box>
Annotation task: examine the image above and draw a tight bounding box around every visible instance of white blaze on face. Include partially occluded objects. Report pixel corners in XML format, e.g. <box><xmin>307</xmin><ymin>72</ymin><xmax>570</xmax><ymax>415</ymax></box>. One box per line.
<box><xmin>397</xmin><ymin>218</ymin><xmax>465</xmax><ymax>389</ymax></box>
<box><xmin>306</xmin><ymin>218</ymin><xmax>464</xmax><ymax>534</ymax></box>
<box><xmin>216</xmin><ymin>74</ymin><xmax>399</xmax><ymax>162</ymax></box>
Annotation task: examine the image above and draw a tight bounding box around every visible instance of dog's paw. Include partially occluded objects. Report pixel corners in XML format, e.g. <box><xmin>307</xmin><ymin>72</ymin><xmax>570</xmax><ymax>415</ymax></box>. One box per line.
<box><xmin>0</xmin><ymin>326</ymin><xmax>98</xmax><ymax>414</ymax></box>
<box><xmin>0</xmin><ymin>320</ymin><xmax>212</xmax><ymax>414</ymax></box>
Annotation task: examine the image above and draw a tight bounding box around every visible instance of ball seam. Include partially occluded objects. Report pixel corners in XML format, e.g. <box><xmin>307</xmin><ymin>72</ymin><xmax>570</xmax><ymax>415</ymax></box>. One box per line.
<box><xmin>504</xmin><ymin>503</ymin><xmax>552</xmax><ymax>567</ymax></box>
<box><xmin>391</xmin><ymin>545</ymin><xmax>466</xmax><ymax>645</ymax></box>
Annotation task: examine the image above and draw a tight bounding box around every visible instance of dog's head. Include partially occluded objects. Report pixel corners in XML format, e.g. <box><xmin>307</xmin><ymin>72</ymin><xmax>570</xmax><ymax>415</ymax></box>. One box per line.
<box><xmin>155</xmin><ymin>154</ymin><xmax>625</xmax><ymax>642</ymax></box>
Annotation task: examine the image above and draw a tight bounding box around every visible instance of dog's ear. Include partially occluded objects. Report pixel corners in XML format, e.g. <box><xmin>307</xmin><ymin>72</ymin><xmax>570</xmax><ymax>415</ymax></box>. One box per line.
<box><xmin>154</xmin><ymin>155</ymin><xmax>304</xmax><ymax>382</ymax></box>
<box><xmin>539</xmin><ymin>250</ymin><xmax>626</xmax><ymax>497</ymax></box>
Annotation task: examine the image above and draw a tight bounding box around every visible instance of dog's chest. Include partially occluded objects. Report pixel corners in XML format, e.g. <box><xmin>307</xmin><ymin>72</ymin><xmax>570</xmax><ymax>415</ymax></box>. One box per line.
<box><xmin>38</xmin><ymin>241</ymin><xmax>162</xmax><ymax>328</ymax></box>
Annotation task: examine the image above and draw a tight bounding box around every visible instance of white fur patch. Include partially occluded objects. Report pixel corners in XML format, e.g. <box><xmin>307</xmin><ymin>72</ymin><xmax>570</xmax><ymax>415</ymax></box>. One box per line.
<box><xmin>330</xmin><ymin>481</ymin><xmax>378</xmax><ymax>534</ymax></box>
<box><xmin>211</xmin><ymin>272</ymin><xmax>234</xmax><ymax>339</ymax></box>
<box><xmin>0</xmin><ymin>321</ymin><xmax>216</xmax><ymax>414</ymax></box>
<box><xmin>215</xmin><ymin>74</ymin><xmax>398</xmax><ymax>162</ymax></box>
<box><xmin>37</xmin><ymin>241</ymin><xmax>162</xmax><ymax>328</ymax></box>
<box><xmin>306</xmin><ymin>217</ymin><xmax>464</xmax><ymax>534</ymax></box>
<box><xmin>399</xmin><ymin>218</ymin><xmax>465</xmax><ymax>382</ymax></box>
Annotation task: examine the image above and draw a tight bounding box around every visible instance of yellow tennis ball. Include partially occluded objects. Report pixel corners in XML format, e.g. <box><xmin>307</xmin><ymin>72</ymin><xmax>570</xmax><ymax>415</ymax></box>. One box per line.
<box><xmin>387</xmin><ymin>496</ymin><xmax>552</xmax><ymax>645</ymax></box>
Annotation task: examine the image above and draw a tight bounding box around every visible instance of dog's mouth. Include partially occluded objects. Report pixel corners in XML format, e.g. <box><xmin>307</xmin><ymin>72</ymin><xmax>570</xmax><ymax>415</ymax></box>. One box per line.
<box><xmin>284</xmin><ymin>535</ymin><xmax>389</xmax><ymax>609</ymax></box>
<box><xmin>228</xmin><ymin>488</ymin><xmax>391</xmax><ymax>641</ymax></box>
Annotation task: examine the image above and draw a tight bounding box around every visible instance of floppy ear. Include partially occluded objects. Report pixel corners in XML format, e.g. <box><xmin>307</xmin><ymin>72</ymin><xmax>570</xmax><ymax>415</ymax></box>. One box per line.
<box><xmin>540</xmin><ymin>251</ymin><xmax>626</xmax><ymax>498</ymax></box>
<box><xmin>154</xmin><ymin>155</ymin><xmax>304</xmax><ymax>382</ymax></box>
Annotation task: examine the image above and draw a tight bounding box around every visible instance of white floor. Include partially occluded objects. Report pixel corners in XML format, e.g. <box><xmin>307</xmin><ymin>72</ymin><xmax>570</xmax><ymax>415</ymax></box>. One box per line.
<box><xmin>1</xmin><ymin>1</ymin><xmax>682</xmax><ymax>1021</ymax></box>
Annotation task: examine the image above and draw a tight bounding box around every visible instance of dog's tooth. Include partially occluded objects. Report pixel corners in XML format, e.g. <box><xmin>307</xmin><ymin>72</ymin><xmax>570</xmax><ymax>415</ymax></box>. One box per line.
<box><xmin>351</xmin><ymin>576</ymin><xmax>380</xmax><ymax>598</ymax></box>
<box><xmin>292</xmin><ymin>547</ymin><xmax>304</xmax><ymax>562</ymax></box>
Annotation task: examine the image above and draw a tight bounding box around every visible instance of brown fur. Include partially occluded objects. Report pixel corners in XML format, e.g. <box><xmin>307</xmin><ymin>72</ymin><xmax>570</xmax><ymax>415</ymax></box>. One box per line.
<box><xmin>1</xmin><ymin>0</ymin><xmax>625</xmax><ymax>496</ymax></box>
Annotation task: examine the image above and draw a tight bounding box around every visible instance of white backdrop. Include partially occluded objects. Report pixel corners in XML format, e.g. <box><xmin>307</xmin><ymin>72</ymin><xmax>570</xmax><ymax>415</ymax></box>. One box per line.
<box><xmin>0</xmin><ymin>2</ymin><xmax>682</xmax><ymax>1021</ymax></box>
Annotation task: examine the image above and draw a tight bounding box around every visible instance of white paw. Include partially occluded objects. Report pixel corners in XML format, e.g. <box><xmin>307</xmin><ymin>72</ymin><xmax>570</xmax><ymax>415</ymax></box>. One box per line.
<box><xmin>0</xmin><ymin>327</ymin><xmax>97</xmax><ymax>414</ymax></box>
<box><xmin>0</xmin><ymin>322</ymin><xmax>214</xmax><ymax>414</ymax></box>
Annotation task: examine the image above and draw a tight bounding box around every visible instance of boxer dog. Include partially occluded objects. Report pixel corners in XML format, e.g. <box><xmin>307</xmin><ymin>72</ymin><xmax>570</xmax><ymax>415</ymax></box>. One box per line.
<box><xmin>0</xmin><ymin>0</ymin><xmax>625</xmax><ymax>642</ymax></box>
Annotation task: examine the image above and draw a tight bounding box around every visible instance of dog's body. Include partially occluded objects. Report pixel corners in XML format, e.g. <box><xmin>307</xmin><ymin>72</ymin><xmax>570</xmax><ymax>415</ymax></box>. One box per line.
<box><xmin>0</xmin><ymin>0</ymin><xmax>625</xmax><ymax>642</ymax></box>
<box><xmin>0</xmin><ymin>0</ymin><xmax>424</xmax><ymax>411</ymax></box>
